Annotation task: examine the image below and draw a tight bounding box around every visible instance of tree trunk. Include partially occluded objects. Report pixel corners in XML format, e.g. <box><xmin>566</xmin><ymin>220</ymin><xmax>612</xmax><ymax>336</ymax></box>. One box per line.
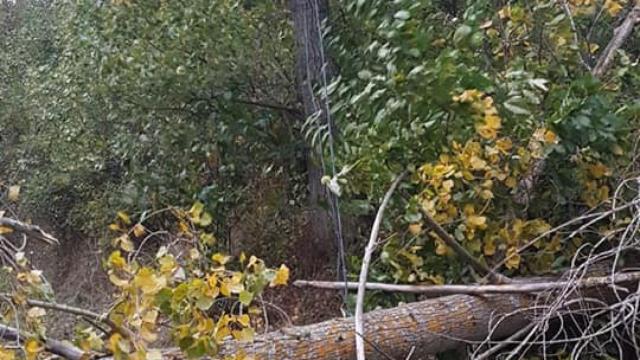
<box><xmin>290</xmin><ymin>0</ymin><xmax>335</xmax><ymax>267</ymax></box>
<box><xmin>158</xmin><ymin>293</ymin><xmax>531</xmax><ymax>359</ymax></box>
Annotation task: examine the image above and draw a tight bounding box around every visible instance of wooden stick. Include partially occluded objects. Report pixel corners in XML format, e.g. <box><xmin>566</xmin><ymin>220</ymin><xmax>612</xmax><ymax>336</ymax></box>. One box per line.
<box><xmin>295</xmin><ymin>271</ymin><xmax>640</xmax><ymax>296</ymax></box>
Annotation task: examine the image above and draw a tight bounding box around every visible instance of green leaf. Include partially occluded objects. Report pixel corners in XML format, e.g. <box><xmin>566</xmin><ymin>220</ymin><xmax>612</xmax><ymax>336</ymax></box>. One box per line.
<box><xmin>238</xmin><ymin>290</ymin><xmax>253</xmax><ymax>306</ymax></box>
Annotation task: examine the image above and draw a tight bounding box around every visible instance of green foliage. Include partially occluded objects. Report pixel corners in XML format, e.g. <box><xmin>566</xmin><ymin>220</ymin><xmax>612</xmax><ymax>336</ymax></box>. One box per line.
<box><xmin>324</xmin><ymin>0</ymin><xmax>638</xmax><ymax>289</ymax></box>
<box><xmin>1</xmin><ymin>0</ymin><xmax>303</xmax><ymax>242</ymax></box>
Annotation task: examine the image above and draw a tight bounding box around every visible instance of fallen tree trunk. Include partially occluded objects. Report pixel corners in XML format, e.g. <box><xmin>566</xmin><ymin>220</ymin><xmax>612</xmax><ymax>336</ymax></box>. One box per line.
<box><xmin>164</xmin><ymin>272</ymin><xmax>633</xmax><ymax>359</ymax></box>
<box><xmin>164</xmin><ymin>293</ymin><xmax>533</xmax><ymax>359</ymax></box>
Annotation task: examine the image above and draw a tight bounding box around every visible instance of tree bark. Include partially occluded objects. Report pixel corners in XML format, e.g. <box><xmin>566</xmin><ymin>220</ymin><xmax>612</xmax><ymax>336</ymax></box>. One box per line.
<box><xmin>158</xmin><ymin>293</ymin><xmax>532</xmax><ymax>359</ymax></box>
<box><xmin>290</xmin><ymin>0</ymin><xmax>335</xmax><ymax>266</ymax></box>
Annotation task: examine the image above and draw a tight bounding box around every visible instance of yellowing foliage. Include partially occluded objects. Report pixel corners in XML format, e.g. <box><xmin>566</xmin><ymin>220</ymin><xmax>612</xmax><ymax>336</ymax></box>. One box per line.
<box><xmin>415</xmin><ymin>97</ymin><xmax>565</xmax><ymax>274</ymax></box>
<box><xmin>101</xmin><ymin>203</ymin><xmax>289</xmax><ymax>359</ymax></box>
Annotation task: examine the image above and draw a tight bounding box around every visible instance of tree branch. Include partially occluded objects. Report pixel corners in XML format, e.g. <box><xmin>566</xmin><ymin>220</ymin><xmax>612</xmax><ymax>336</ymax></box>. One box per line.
<box><xmin>422</xmin><ymin>213</ymin><xmax>511</xmax><ymax>284</ymax></box>
<box><xmin>0</xmin><ymin>323</ymin><xmax>85</xmax><ymax>360</ymax></box>
<box><xmin>355</xmin><ymin>172</ymin><xmax>406</xmax><ymax>360</ymax></box>
<box><xmin>0</xmin><ymin>218</ymin><xmax>58</xmax><ymax>245</ymax></box>
<box><xmin>592</xmin><ymin>3</ymin><xmax>640</xmax><ymax>78</ymax></box>
<box><xmin>294</xmin><ymin>271</ymin><xmax>640</xmax><ymax>296</ymax></box>
<box><xmin>20</xmin><ymin>298</ymin><xmax>135</xmax><ymax>340</ymax></box>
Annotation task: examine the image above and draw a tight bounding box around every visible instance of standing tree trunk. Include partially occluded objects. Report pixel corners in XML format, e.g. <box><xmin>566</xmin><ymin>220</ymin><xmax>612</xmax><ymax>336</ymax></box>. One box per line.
<box><xmin>290</xmin><ymin>0</ymin><xmax>335</xmax><ymax>270</ymax></box>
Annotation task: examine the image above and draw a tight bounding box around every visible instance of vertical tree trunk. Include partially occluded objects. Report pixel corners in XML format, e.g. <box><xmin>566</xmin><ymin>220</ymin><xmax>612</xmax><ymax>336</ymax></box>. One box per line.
<box><xmin>290</xmin><ymin>0</ymin><xmax>334</xmax><ymax>268</ymax></box>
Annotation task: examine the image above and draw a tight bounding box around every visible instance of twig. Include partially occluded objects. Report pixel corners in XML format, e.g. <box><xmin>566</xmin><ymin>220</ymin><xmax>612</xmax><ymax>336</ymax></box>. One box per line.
<box><xmin>355</xmin><ymin>172</ymin><xmax>406</xmax><ymax>360</ymax></box>
<box><xmin>295</xmin><ymin>271</ymin><xmax>640</xmax><ymax>296</ymax></box>
<box><xmin>473</xmin><ymin>322</ymin><xmax>536</xmax><ymax>360</ymax></box>
<box><xmin>0</xmin><ymin>218</ymin><xmax>59</xmax><ymax>245</ymax></box>
<box><xmin>356</xmin><ymin>331</ymin><xmax>397</xmax><ymax>360</ymax></box>
<box><xmin>422</xmin><ymin>213</ymin><xmax>510</xmax><ymax>284</ymax></box>
<box><xmin>0</xmin><ymin>323</ymin><xmax>85</xmax><ymax>360</ymax></box>
<box><xmin>15</xmin><ymin>297</ymin><xmax>135</xmax><ymax>340</ymax></box>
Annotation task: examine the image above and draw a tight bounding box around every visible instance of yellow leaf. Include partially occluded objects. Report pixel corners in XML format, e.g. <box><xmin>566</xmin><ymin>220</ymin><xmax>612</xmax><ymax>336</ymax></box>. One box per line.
<box><xmin>7</xmin><ymin>186</ymin><xmax>20</xmax><ymax>202</ymax></box>
<box><xmin>133</xmin><ymin>267</ymin><xmax>166</xmax><ymax>295</ymax></box>
<box><xmin>604</xmin><ymin>0</ymin><xmax>623</xmax><ymax>16</ymax></box>
<box><xmin>495</xmin><ymin>138</ymin><xmax>513</xmax><ymax>153</ymax></box>
<box><xmin>117</xmin><ymin>234</ymin><xmax>135</xmax><ymax>252</ymax></box>
<box><xmin>133</xmin><ymin>224</ymin><xmax>146</xmax><ymax>237</ymax></box>
<box><xmin>108</xmin><ymin>250</ymin><xmax>127</xmax><ymax>269</ymax></box>
<box><xmin>188</xmin><ymin>201</ymin><xmax>204</xmax><ymax>221</ymax></box>
<box><xmin>483</xmin><ymin>237</ymin><xmax>496</xmax><ymax>256</ymax></box>
<box><xmin>0</xmin><ymin>226</ymin><xmax>13</xmax><ymax>235</ymax></box>
<box><xmin>232</xmin><ymin>327</ymin><xmax>255</xmax><ymax>342</ymax></box>
<box><xmin>108</xmin><ymin>223</ymin><xmax>121</xmax><ymax>231</ymax></box>
<box><xmin>441</xmin><ymin>179</ymin><xmax>454</xmax><ymax>193</ymax></box>
<box><xmin>466</xmin><ymin>215</ymin><xmax>487</xmax><ymax>229</ymax></box>
<box><xmin>408</xmin><ymin>223</ymin><xmax>422</xmax><ymax>236</ymax></box>
<box><xmin>199</xmin><ymin>212</ymin><xmax>213</xmax><ymax>227</ymax></box>
<box><xmin>212</xmin><ymin>253</ymin><xmax>231</xmax><ymax>265</ymax></box>
<box><xmin>588</xmin><ymin>162</ymin><xmax>610</xmax><ymax>179</ymax></box>
<box><xmin>270</xmin><ymin>264</ymin><xmax>290</xmax><ymax>287</ymax></box>
<box><xmin>26</xmin><ymin>307</ymin><xmax>46</xmax><ymax>319</ymax></box>
<box><xmin>117</xmin><ymin>211</ymin><xmax>132</xmax><ymax>225</ymax></box>
<box><xmin>505</xmin><ymin>247</ymin><xmax>521</xmax><ymax>270</ymax></box>
<box><xmin>108</xmin><ymin>273</ymin><xmax>130</xmax><ymax>288</ymax></box>
<box><xmin>470</xmin><ymin>156</ymin><xmax>488</xmax><ymax>170</ymax></box>
<box><xmin>435</xmin><ymin>238</ymin><xmax>448</xmax><ymax>256</ymax></box>
<box><xmin>0</xmin><ymin>347</ymin><xmax>15</xmax><ymax>360</ymax></box>
<box><xmin>200</xmin><ymin>232</ymin><xmax>216</xmax><ymax>245</ymax></box>
<box><xmin>543</xmin><ymin>130</ymin><xmax>558</xmax><ymax>144</ymax></box>
<box><xmin>24</xmin><ymin>339</ymin><xmax>43</xmax><ymax>360</ymax></box>
<box><xmin>498</xmin><ymin>6</ymin><xmax>511</xmax><ymax>19</ymax></box>
<box><xmin>612</xmin><ymin>143</ymin><xmax>624</xmax><ymax>156</ymax></box>
<box><xmin>237</xmin><ymin>314</ymin><xmax>251</xmax><ymax>327</ymax></box>
<box><xmin>140</xmin><ymin>324</ymin><xmax>157</xmax><ymax>343</ymax></box>
<box><xmin>220</xmin><ymin>281</ymin><xmax>231</xmax><ymax>297</ymax></box>
<box><xmin>453</xmin><ymin>89</ymin><xmax>482</xmax><ymax>103</ymax></box>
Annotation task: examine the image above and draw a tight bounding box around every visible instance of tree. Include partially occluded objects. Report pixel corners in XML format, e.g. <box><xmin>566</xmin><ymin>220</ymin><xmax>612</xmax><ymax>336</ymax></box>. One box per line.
<box><xmin>289</xmin><ymin>0</ymin><xmax>340</xmax><ymax>266</ymax></box>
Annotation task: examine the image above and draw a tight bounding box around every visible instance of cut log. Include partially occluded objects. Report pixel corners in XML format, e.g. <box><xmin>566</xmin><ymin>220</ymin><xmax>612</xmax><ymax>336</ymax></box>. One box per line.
<box><xmin>160</xmin><ymin>293</ymin><xmax>532</xmax><ymax>359</ymax></box>
<box><xmin>88</xmin><ymin>269</ymin><xmax>639</xmax><ymax>360</ymax></box>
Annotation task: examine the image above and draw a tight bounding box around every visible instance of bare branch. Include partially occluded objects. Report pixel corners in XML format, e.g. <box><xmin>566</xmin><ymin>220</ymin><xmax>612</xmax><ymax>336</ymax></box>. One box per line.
<box><xmin>20</xmin><ymin>298</ymin><xmax>135</xmax><ymax>339</ymax></box>
<box><xmin>592</xmin><ymin>3</ymin><xmax>640</xmax><ymax>78</ymax></box>
<box><xmin>295</xmin><ymin>271</ymin><xmax>640</xmax><ymax>296</ymax></box>
<box><xmin>0</xmin><ymin>218</ymin><xmax>58</xmax><ymax>245</ymax></box>
<box><xmin>355</xmin><ymin>171</ymin><xmax>406</xmax><ymax>360</ymax></box>
<box><xmin>0</xmin><ymin>323</ymin><xmax>85</xmax><ymax>360</ymax></box>
<box><xmin>422</xmin><ymin>213</ymin><xmax>510</xmax><ymax>284</ymax></box>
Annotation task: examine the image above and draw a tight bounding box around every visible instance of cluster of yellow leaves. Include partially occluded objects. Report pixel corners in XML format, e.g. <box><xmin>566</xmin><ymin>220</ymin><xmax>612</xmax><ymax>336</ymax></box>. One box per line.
<box><xmin>579</xmin><ymin>161</ymin><xmax>612</xmax><ymax>208</ymax></box>
<box><xmin>453</xmin><ymin>89</ymin><xmax>502</xmax><ymax>140</ymax></box>
<box><xmin>568</xmin><ymin>0</ymin><xmax>626</xmax><ymax>16</ymax></box>
<box><xmin>104</xmin><ymin>204</ymin><xmax>289</xmax><ymax>359</ymax></box>
<box><xmin>415</xmin><ymin>90</ymin><xmax>562</xmax><ymax>271</ymax></box>
<box><xmin>0</xmin><ymin>347</ymin><xmax>15</xmax><ymax>360</ymax></box>
<box><xmin>24</xmin><ymin>339</ymin><xmax>43</xmax><ymax>360</ymax></box>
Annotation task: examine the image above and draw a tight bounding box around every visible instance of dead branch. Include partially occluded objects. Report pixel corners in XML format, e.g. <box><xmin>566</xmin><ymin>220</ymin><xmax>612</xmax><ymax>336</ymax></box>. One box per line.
<box><xmin>355</xmin><ymin>171</ymin><xmax>406</xmax><ymax>360</ymax></box>
<box><xmin>592</xmin><ymin>3</ymin><xmax>640</xmax><ymax>78</ymax></box>
<box><xmin>0</xmin><ymin>217</ymin><xmax>58</xmax><ymax>245</ymax></box>
<box><xmin>294</xmin><ymin>271</ymin><xmax>640</xmax><ymax>296</ymax></box>
<box><xmin>20</xmin><ymin>298</ymin><xmax>135</xmax><ymax>339</ymax></box>
<box><xmin>422</xmin><ymin>212</ymin><xmax>510</xmax><ymax>284</ymax></box>
<box><xmin>0</xmin><ymin>323</ymin><xmax>85</xmax><ymax>360</ymax></box>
